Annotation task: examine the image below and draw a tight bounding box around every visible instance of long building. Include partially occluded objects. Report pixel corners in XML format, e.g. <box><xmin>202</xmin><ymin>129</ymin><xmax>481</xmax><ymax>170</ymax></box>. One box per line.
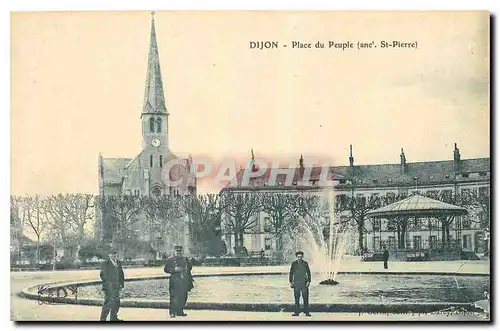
<box><xmin>221</xmin><ymin>144</ymin><xmax>490</xmax><ymax>257</ymax></box>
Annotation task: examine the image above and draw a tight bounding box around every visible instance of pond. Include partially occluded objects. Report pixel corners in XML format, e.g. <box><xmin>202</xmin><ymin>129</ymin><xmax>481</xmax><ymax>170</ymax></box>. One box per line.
<box><xmin>77</xmin><ymin>273</ymin><xmax>490</xmax><ymax>304</ymax></box>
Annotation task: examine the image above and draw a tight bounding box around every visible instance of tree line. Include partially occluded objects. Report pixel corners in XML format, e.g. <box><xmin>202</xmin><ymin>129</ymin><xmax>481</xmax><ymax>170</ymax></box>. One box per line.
<box><xmin>10</xmin><ymin>187</ymin><xmax>489</xmax><ymax>265</ymax></box>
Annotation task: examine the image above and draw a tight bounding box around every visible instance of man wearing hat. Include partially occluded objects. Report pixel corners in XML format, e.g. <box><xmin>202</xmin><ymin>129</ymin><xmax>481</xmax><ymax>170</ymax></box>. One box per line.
<box><xmin>99</xmin><ymin>247</ymin><xmax>125</xmax><ymax>322</ymax></box>
<box><xmin>164</xmin><ymin>245</ymin><xmax>194</xmax><ymax>318</ymax></box>
<box><xmin>289</xmin><ymin>250</ymin><xmax>312</xmax><ymax>316</ymax></box>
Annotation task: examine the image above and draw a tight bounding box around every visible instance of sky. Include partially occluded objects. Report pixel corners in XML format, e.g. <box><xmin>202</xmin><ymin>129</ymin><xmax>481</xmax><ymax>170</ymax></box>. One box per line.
<box><xmin>11</xmin><ymin>11</ymin><xmax>490</xmax><ymax>196</ymax></box>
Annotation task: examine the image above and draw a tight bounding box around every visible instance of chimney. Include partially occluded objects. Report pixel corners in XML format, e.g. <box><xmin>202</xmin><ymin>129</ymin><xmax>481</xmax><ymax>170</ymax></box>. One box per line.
<box><xmin>299</xmin><ymin>154</ymin><xmax>304</xmax><ymax>179</ymax></box>
<box><xmin>250</xmin><ymin>148</ymin><xmax>257</xmax><ymax>172</ymax></box>
<box><xmin>349</xmin><ymin>144</ymin><xmax>354</xmax><ymax>167</ymax></box>
<box><xmin>453</xmin><ymin>143</ymin><xmax>461</xmax><ymax>173</ymax></box>
<box><xmin>400</xmin><ymin>148</ymin><xmax>407</xmax><ymax>174</ymax></box>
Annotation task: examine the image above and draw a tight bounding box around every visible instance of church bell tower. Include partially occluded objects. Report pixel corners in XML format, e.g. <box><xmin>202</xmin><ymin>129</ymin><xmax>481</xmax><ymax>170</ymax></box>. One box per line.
<box><xmin>140</xmin><ymin>12</ymin><xmax>170</xmax><ymax>197</ymax></box>
<box><xmin>141</xmin><ymin>12</ymin><xmax>169</xmax><ymax>151</ymax></box>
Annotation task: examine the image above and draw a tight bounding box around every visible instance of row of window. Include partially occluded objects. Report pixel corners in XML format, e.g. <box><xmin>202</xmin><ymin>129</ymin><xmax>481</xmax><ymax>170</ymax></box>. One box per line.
<box><xmin>150</xmin><ymin>155</ymin><xmax>163</xmax><ymax>168</ymax></box>
<box><xmin>336</xmin><ymin>186</ymin><xmax>489</xmax><ymax>200</ymax></box>
<box><xmin>148</xmin><ymin>117</ymin><xmax>163</xmax><ymax>133</ymax></box>
<box><xmin>347</xmin><ymin>172</ymin><xmax>489</xmax><ymax>185</ymax></box>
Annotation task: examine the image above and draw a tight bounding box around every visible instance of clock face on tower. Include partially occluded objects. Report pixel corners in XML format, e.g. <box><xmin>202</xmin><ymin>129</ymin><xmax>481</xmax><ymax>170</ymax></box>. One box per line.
<box><xmin>151</xmin><ymin>138</ymin><xmax>161</xmax><ymax>147</ymax></box>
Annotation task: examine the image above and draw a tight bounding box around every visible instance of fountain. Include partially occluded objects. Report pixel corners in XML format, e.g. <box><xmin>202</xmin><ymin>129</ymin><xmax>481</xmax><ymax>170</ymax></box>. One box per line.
<box><xmin>292</xmin><ymin>188</ymin><xmax>353</xmax><ymax>286</ymax></box>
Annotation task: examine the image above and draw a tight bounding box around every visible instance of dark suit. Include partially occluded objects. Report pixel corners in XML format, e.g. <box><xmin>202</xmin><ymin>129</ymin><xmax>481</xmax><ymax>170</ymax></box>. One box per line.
<box><xmin>164</xmin><ymin>257</ymin><xmax>193</xmax><ymax>316</ymax></box>
<box><xmin>99</xmin><ymin>258</ymin><xmax>125</xmax><ymax>321</ymax></box>
<box><xmin>383</xmin><ymin>250</ymin><xmax>389</xmax><ymax>269</ymax></box>
<box><xmin>289</xmin><ymin>260</ymin><xmax>312</xmax><ymax>314</ymax></box>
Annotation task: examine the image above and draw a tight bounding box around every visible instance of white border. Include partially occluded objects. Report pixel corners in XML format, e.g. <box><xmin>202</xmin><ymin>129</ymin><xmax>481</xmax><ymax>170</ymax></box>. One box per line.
<box><xmin>3</xmin><ymin>1</ymin><xmax>498</xmax><ymax>331</ymax></box>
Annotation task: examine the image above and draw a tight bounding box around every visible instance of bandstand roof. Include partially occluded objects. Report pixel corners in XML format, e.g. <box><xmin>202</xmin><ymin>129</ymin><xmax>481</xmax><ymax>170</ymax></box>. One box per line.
<box><xmin>366</xmin><ymin>194</ymin><xmax>468</xmax><ymax>219</ymax></box>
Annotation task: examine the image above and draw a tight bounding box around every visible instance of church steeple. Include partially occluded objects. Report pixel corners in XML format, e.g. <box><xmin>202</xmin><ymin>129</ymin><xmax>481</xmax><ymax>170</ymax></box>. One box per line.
<box><xmin>141</xmin><ymin>12</ymin><xmax>169</xmax><ymax>150</ymax></box>
<box><xmin>142</xmin><ymin>12</ymin><xmax>167</xmax><ymax>115</ymax></box>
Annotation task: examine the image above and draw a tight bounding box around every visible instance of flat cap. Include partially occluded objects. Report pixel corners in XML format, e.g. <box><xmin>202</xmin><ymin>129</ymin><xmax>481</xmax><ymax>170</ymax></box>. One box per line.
<box><xmin>295</xmin><ymin>251</ymin><xmax>304</xmax><ymax>257</ymax></box>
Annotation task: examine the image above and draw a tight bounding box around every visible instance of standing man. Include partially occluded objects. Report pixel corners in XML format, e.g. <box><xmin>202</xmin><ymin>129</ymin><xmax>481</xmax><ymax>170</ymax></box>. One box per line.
<box><xmin>164</xmin><ymin>245</ymin><xmax>194</xmax><ymax>318</ymax></box>
<box><xmin>99</xmin><ymin>248</ymin><xmax>125</xmax><ymax>322</ymax></box>
<box><xmin>383</xmin><ymin>246</ymin><xmax>389</xmax><ymax>270</ymax></box>
<box><xmin>289</xmin><ymin>250</ymin><xmax>312</xmax><ymax>317</ymax></box>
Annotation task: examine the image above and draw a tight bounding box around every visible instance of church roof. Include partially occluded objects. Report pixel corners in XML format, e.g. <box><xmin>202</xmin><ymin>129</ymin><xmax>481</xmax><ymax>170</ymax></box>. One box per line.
<box><xmin>142</xmin><ymin>14</ymin><xmax>167</xmax><ymax>115</ymax></box>
<box><xmin>102</xmin><ymin>158</ymin><xmax>132</xmax><ymax>184</ymax></box>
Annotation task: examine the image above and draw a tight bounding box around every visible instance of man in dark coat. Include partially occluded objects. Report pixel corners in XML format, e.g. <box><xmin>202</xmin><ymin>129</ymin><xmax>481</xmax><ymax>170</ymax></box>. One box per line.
<box><xmin>383</xmin><ymin>246</ymin><xmax>389</xmax><ymax>269</ymax></box>
<box><xmin>289</xmin><ymin>250</ymin><xmax>312</xmax><ymax>316</ymax></box>
<box><xmin>164</xmin><ymin>245</ymin><xmax>194</xmax><ymax>318</ymax></box>
<box><xmin>99</xmin><ymin>248</ymin><xmax>125</xmax><ymax>322</ymax></box>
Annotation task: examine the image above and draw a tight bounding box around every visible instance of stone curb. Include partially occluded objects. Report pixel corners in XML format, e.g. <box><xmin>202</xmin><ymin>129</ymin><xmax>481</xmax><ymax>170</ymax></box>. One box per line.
<box><xmin>18</xmin><ymin>271</ymin><xmax>489</xmax><ymax>314</ymax></box>
<box><xmin>17</xmin><ymin>290</ymin><xmax>483</xmax><ymax>314</ymax></box>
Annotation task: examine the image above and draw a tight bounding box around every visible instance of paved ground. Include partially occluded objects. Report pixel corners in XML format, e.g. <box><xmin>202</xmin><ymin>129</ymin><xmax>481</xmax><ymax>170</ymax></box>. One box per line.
<box><xmin>11</xmin><ymin>260</ymin><xmax>490</xmax><ymax>322</ymax></box>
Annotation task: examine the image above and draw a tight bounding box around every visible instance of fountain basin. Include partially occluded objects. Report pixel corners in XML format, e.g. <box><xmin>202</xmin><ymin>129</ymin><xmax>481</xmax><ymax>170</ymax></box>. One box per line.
<box><xmin>20</xmin><ymin>271</ymin><xmax>489</xmax><ymax>314</ymax></box>
<box><xmin>319</xmin><ymin>279</ymin><xmax>339</xmax><ymax>285</ymax></box>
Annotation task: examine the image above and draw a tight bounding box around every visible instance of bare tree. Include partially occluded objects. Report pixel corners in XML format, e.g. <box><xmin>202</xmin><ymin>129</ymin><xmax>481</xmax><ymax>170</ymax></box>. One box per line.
<box><xmin>182</xmin><ymin>194</ymin><xmax>228</xmax><ymax>257</ymax></box>
<box><xmin>42</xmin><ymin>194</ymin><xmax>95</xmax><ymax>261</ymax></box>
<box><xmin>460</xmin><ymin>188</ymin><xmax>490</xmax><ymax>230</ymax></box>
<box><xmin>100</xmin><ymin>195</ymin><xmax>142</xmax><ymax>257</ymax></box>
<box><xmin>341</xmin><ymin>194</ymin><xmax>383</xmax><ymax>252</ymax></box>
<box><xmin>10</xmin><ymin>196</ymin><xmax>24</xmax><ymax>263</ymax></box>
<box><xmin>142</xmin><ymin>195</ymin><xmax>184</xmax><ymax>256</ymax></box>
<box><xmin>261</xmin><ymin>193</ymin><xmax>301</xmax><ymax>258</ymax></box>
<box><xmin>22</xmin><ymin>195</ymin><xmax>49</xmax><ymax>265</ymax></box>
<box><xmin>64</xmin><ymin>194</ymin><xmax>95</xmax><ymax>258</ymax></box>
<box><xmin>44</xmin><ymin>194</ymin><xmax>71</xmax><ymax>257</ymax></box>
<box><xmin>222</xmin><ymin>192</ymin><xmax>262</xmax><ymax>256</ymax></box>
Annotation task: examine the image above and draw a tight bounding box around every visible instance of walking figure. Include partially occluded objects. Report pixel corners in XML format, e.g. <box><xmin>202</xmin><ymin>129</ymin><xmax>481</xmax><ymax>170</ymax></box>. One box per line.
<box><xmin>164</xmin><ymin>245</ymin><xmax>194</xmax><ymax>318</ymax></box>
<box><xmin>383</xmin><ymin>246</ymin><xmax>389</xmax><ymax>269</ymax></box>
<box><xmin>289</xmin><ymin>250</ymin><xmax>312</xmax><ymax>316</ymax></box>
<box><xmin>99</xmin><ymin>248</ymin><xmax>125</xmax><ymax>322</ymax></box>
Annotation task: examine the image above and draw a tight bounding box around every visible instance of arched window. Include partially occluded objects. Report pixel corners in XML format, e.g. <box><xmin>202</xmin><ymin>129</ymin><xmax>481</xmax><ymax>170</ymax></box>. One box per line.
<box><xmin>149</xmin><ymin>118</ymin><xmax>155</xmax><ymax>133</ymax></box>
<box><xmin>151</xmin><ymin>187</ymin><xmax>162</xmax><ymax>197</ymax></box>
<box><xmin>156</xmin><ymin>117</ymin><xmax>162</xmax><ymax>133</ymax></box>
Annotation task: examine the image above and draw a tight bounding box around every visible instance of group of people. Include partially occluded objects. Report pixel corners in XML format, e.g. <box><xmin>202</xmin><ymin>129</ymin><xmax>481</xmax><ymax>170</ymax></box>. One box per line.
<box><xmin>99</xmin><ymin>245</ymin><xmax>193</xmax><ymax>321</ymax></box>
<box><xmin>99</xmin><ymin>246</ymin><xmax>390</xmax><ymax>321</ymax></box>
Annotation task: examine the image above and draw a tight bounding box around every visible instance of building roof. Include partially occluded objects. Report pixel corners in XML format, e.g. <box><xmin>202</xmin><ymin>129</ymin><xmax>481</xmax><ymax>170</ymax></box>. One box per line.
<box><xmin>102</xmin><ymin>157</ymin><xmax>133</xmax><ymax>185</ymax></box>
<box><xmin>333</xmin><ymin>158</ymin><xmax>490</xmax><ymax>188</ymax></box>
<box><xmin>366</xmin><ymin>194</ymin><xmax>468</xmax><ymax>218</ymax></box>
<box><xmin>101</xmin><ymin>151</ymin><xmax>196</xmax><ymax>188</ymax></box>
<box><xmin>223</xmin><ymin>157</ymin><xmax>490</xmax><ymax>190</ymax></box>
<box><xmin>223</xmin><ymin>166</ymin><xmax>345</xmax><ymax>191</ymax></box>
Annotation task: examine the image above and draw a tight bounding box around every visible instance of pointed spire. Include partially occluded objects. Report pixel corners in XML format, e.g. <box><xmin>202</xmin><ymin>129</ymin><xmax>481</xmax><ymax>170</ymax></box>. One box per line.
<box><xmin>299</xmin><ymin>154</ymin><xmax>304</xmax><ymax>167</ymax></box>
<box><xmin>251</xmin><ymin>148</ymin><xmax>255</xmax><ymax>160</ymax></box>
<box><xmin>142</xmin><ymin>12</ymin><xmax>167</xmax><ymax>115</ymax></box>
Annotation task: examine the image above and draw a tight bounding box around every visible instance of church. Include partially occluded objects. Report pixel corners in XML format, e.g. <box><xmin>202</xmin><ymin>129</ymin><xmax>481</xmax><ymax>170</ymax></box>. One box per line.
<box><xmin>96</xmin><ymin>14</ymin><xmax>196</xmax><ymax>257</ymax></box>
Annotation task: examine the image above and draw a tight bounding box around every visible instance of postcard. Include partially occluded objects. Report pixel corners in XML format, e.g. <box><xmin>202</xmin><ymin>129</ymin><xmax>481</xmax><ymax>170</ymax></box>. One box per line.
<box><xmin>10</xmin><ymin>11</ymin><xmax>490</xmax><ymax>322</ymax></box>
